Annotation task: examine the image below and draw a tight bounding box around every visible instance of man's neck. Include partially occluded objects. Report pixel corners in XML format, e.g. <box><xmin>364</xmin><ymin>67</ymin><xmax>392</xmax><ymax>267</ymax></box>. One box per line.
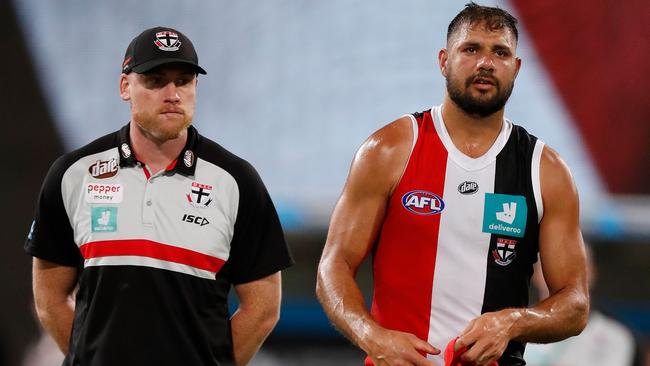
<box><xmin>129</xmin><ymin>122</ymin><xmax>188</xmax><ymax>175</ymax></box>
<box><xmin>441</xmin><ymin>95</ymin><xmax>505</xmax><ymax>158</ymax></box>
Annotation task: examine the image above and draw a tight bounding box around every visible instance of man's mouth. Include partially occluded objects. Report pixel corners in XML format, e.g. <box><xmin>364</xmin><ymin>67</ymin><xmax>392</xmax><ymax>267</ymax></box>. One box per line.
<box><xmin>473</xmin><ymin>77</ymin><xmax>495</xmax><ymax>85</ymax></box>
<box><xmin>160</xmin><ymin>109</ymin><xmax>184</xmax><ymax>115</ymax></box>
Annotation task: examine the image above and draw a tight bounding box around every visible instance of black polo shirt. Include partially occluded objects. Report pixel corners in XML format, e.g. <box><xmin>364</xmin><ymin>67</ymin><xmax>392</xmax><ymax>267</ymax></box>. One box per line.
<box><xmin>26</xmin><ymin>124</ymin><xmax>293</xmax><ymax>366</ymax></box>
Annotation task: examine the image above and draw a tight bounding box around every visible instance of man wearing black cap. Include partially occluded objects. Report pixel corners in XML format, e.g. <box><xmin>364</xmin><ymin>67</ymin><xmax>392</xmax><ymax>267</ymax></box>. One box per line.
<box><xmin>26</xmin><ymin>27</ymin><xmax>293</xmax><ymax>366</ymax></box>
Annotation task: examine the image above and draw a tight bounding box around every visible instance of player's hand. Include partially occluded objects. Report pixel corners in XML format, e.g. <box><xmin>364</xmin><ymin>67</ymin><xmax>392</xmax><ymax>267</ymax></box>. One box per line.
<box><xmin>362</xmin><ymin>326</ymin><xmax>439</xmax><ymax>366</ymax></box>
<box><xmin>456</xmin><ymin>309</ymin><xmax>519</xmax><ymax>366</ymax></box>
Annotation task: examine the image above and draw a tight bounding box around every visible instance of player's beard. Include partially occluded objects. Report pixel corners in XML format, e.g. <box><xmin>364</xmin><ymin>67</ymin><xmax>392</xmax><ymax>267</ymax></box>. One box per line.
<box><xmin>133</xmin><ymin>108</ymin><xmax>193</xmax><ymax>142</ymax></box>
<box><xmin>446</xmin><ymin>68</ymin><xmax>514</xmax><ymax>118</ymax></box>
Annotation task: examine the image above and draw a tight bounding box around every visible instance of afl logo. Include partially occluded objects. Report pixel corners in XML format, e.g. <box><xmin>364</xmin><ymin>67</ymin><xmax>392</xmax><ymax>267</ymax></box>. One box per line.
<box><xmin>402</xmin><ymin>190</ymin><xmax>445</xmax><ymax>215</ymax></box>
<box><xmin>458</xmin><ymin>181</ymin><xmax>479</xmax><ymax>195</ymax></box>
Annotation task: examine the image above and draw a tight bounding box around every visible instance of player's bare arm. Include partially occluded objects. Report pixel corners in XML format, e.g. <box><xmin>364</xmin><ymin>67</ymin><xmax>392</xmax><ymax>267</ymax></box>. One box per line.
<box><xmin>316</xmin><ymin>116</ymin><xmax>439</xmax><ymax>366</ymax></box>
<box><xmin>32</xmin><ymin>258</ymin><xmax>78</xmax><ymax>354</ymax></box>
<box><xmin>457</xmin><ymin>146</ymin><xmax>589</xmax><ymax>365</ymax></box>
<box><xmin>231</xmin><ymin>271</ymin><xmax>282</xmax><ymax>366</ymax></box>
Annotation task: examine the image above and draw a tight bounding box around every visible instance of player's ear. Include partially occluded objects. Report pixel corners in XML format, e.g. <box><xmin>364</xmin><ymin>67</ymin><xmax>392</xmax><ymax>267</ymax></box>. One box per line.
<box><xmin>514</xmin><ymin>57</ymin><xmax>522</xmax><ymax>79</ymax></box>
<box><xmin>438</xmin><ymin>49</ymin><xmax>449</xmax><ymax>77</ymax></box>
<box><xmin>119</xmin><ymin>74</ymin><xmax>131</xmax><ymax>101</ymax></box>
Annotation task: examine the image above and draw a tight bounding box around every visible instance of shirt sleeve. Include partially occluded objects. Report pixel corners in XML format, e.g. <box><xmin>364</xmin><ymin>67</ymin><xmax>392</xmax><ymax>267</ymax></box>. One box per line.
<box><xmin>225</xmin><ymin>162</ymin><xmax>294</xmax><ymax>285</ymax></box>
<box><xmin>25</xmin><ymin>156</ymin><xmax>83</xmax><ymax>267</ymax></box>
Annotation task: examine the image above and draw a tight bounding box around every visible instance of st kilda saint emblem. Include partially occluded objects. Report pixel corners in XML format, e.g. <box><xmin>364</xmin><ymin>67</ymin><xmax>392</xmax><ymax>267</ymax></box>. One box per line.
<box><xmin>154</xmin><ymin>31</ymin><xmax>181</xmax><ymax>51</ymax></box>
<box><xmin>492</xmin><ymin>238</ymin><xmax>517</xmax><ymax>266</ymax></box>
<box><xmin>187</xmin><ymin>182</ymin><xmax>213</xmax><ymax>208</ymax></box>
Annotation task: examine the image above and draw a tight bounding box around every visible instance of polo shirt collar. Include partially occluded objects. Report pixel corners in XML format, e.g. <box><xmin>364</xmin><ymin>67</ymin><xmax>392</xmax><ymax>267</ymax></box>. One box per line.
<box><xmin>117</xmin><ymin>123</ymin><xmax>198</xmax><ymax>176</ymax></box>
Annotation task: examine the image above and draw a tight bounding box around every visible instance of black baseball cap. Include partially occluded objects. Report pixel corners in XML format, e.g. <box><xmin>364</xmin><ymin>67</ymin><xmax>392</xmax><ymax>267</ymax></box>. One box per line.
<box><xmin>122</xmin><ymin>26</ymin><xmax>207</xmax><ymax>75</ymax></box>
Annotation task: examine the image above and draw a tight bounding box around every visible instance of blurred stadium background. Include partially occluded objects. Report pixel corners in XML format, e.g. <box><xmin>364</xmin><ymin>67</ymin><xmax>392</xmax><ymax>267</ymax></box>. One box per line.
<box><xmin>3</xmin><ymin>0</ymin><xmax>649</xmax><ymax>365</ymax></box>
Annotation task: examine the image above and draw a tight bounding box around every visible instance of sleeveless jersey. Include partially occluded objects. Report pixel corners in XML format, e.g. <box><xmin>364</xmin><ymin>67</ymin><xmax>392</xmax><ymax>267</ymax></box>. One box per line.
<box><xmin>367</xmin><ymin>106</ymin><xmax>545</xmax><ymax>366</ymax></box>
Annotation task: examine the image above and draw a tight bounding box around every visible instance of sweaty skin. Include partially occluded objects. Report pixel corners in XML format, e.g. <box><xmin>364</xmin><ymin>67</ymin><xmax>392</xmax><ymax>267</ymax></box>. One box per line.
<box><xmin>317</xmin><ymin>21</ymin><xmax>588</xmax><ymax>366</ymax></box>
<box><xmin>317</xmin><ymin>117</ymin><xmax>439</xmax><ymax>366</ymax></box>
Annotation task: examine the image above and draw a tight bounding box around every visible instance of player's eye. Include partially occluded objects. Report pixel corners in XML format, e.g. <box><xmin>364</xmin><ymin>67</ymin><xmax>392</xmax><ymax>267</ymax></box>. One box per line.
<box><xmin>175</xmin><ymin>78</ymin><xmax>190</xmax><ymax>86</ymax></box>
<box><xmin>145</xmin><ymin>77</ymin><xmax>164</xmax><ymax>88</ymax></box>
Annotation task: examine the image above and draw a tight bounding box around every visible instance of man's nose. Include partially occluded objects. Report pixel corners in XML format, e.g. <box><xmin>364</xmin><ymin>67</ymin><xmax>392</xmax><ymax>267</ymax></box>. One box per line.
<box><xmin>162</xmin><ymin>82</ymin><xmax>180</xmax><ymax>103</ymax></box>
<box><xmin>477</xmin><ymin>54</ymin><xmax>495</xmax><ymax>71</ymax></box>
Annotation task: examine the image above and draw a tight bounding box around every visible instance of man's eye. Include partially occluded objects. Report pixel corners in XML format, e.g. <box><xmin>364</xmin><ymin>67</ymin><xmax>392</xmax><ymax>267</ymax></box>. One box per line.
<box><xmin>147</xmin><ymin>77</ymin><xmax>162</xmax><ymax>86</ymax></box>
<box><xmin>496</xmin><ymin>50</ymin><xmax>508</xmax><ymax>57</ymax></box>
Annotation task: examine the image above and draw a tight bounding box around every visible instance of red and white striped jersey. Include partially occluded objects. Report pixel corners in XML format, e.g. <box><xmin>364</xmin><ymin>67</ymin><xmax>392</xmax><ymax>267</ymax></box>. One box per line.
<box><xmin>368</xmin><ymin>106</ymin><xmax>544</xmax><ymax>366</ymax></box>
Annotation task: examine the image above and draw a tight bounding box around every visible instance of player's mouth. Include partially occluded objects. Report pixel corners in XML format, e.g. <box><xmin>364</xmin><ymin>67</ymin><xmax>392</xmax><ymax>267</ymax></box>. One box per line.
<box><xmin>160</xmin><ymin>108</ymin><xmax>184</xmax><ymax>116</ymax></box>
<box><xmin>472</xmin><ymin>77</ymin><xmax>496</xmax><ymax>91</ymax></box>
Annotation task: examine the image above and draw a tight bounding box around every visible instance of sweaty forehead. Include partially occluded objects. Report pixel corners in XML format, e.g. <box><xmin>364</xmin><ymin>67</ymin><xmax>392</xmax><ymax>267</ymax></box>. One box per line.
<box><xmin>448</xmin><ymin>21</ymin><xmax>517</xmax><ymax>49</ymax></box>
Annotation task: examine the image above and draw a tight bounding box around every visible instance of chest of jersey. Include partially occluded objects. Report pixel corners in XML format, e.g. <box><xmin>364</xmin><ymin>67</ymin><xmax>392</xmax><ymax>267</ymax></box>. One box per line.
<box><xmin>369</xmin><ymin>108</ymin><xmax>542</xmax><ymax>365</ymax></box>
<box><xmin>61</xmin><ymin>149</ymin><xmax>239</xmax><ymax>279</ymax></box>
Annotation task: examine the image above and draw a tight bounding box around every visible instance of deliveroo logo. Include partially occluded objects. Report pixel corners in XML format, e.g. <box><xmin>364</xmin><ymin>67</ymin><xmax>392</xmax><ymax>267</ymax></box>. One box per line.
<box><xmin>91</xmin><ymin>207</ymin><xmax>118</xmax><ymax>233</ymax></box>
<box><xmin>496</xmin><ymin>202</ymin><xmax>517</xmax><ymax>224</ymax></box>
<box><xmin>482</xmin><ymin>193</ymin><xmax>527</xmax><ymax>238</ymax></box>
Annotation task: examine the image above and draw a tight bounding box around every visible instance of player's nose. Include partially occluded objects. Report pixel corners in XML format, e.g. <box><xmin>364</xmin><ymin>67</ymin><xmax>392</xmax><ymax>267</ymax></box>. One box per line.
<box><xmin>476</xmin><ymin>54</ymin><xmax>495</xmax><ymax>72</ymax></box>
<box><xmin>162</xmin><ymin>82</ymin><xmax>181</xmax><ymax>103</ymax></box>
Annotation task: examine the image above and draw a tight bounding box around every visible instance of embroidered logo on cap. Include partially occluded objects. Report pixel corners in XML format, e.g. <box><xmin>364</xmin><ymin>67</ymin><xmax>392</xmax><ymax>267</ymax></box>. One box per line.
<box><xmin>122</xmin><ymin>57</ymin><xmax>132</xmax><ymax>71</ymax></box>
<box><xmin>154</xmin><ymin>31</ymin><xmax>181</xmax><ymax>51</ymax></box>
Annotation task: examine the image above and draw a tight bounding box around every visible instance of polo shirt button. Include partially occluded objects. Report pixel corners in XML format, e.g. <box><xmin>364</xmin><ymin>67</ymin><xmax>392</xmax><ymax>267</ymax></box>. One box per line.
<box><xmin>146</xmin><ymin>200</ymin><xmax>152</xmax><ymax>206</ymax></box>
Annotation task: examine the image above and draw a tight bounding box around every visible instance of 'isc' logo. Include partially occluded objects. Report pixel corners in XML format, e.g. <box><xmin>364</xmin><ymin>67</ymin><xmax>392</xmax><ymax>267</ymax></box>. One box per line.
<box><xmin>401</xmin><ymin>190</ymin><xmax>445</xmax><ymax>215</ymax></box>
<box><xmin>181</xmin><ymin>214</ymin><xmax>210</xmax><ymax>226</ymax></box>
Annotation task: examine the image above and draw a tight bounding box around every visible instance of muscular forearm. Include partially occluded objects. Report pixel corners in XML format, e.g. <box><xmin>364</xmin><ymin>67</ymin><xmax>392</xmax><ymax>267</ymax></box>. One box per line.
<box><xmin>316</xmin><ymin>259</ymin><xmax>379</xmax><ymax>352</ymax></box>
<box><xmin>230</xmin><ymin>306</ymin><xmax>278</xmax><ymax>365</ymax></box>
<box><xmin>35</xmin><ymin>296</ymin><xmax>75</xmax><ymax>354</ymax></box>
<box><xmin>510</xmin><ymin>284</ymin><xmax>589</xmax><ymax>344</ymax></box>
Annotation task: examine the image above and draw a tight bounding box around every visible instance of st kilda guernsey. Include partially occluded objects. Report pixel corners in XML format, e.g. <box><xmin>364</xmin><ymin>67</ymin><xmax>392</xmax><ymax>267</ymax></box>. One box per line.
<box><xmin>25</xmin><ymin>124</ymin><xmax>293</xmax><ymax>366</ymax></box>
<box><xmin>367</xmin><ymin>106</ymin><xmax>544</xmax><ymax>366</ymax></box>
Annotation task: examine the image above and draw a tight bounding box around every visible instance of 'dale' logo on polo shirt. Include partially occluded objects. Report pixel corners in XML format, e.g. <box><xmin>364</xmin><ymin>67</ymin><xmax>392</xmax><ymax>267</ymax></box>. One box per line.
<box><xmin>88</xmin><ymin>158</ymin><xmax>118</xmax><ymax>179</ymax></box>
<box><xmin>482</xmin><ymin>193</ymin><xmax>527</xmax><ymax>238</ymax></box>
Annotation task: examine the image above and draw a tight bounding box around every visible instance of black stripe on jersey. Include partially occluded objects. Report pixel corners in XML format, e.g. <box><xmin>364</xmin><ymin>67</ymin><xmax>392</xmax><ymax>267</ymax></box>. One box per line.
<box><xmin>481</xmin><ymin>125</ymin><xmax>540</xmax><ymax>365</ymax></box>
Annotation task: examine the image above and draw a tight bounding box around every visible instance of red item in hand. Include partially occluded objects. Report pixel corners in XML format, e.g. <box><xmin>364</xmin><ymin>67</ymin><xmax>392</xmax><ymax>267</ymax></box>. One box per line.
<box><xmin>444</xmin><ymin>337</ymin><xmax>498</xmax><ymax>366</ymax></box>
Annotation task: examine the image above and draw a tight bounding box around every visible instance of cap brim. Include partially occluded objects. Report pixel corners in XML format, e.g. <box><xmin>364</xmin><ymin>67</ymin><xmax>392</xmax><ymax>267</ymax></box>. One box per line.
<box><xmin>130</xmin><ymin>58</ymin><xmax>207</xmax><ymax>75</ymax></box>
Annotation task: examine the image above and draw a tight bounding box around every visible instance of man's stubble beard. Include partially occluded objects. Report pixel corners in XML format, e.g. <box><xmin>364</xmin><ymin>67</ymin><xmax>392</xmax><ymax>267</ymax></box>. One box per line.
<box><xmin>446</xmin><ymin>67</ymin><xmax>515</xmax><ymax>118</ymax></box>
<box><xmin>133</xmin><ymin>109</ymin><xmax>193</xmax><ymax>142</ymax></box>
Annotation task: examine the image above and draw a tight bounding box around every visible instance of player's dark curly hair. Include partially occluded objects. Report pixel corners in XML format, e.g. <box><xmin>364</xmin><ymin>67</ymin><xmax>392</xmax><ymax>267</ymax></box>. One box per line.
<box><xmin>447</xmin><ymin>2</ymin><xmax>518</xmax><ymax>42</ymax></box>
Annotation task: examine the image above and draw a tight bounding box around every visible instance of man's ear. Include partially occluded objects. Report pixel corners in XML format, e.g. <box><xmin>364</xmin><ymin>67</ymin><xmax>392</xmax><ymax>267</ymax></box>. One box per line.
<box><xmin>119</xmin><ymin>74</ymin><xmax>131</xmax><ymax>101</ymax></box>
<box><xmin>514</xmin><ymin>57</ymin><xmax>522</xmax><ymax>79</ymax></box>
<box><xmin>438</xmin><ymin>48</ymin><xmax>449</xmax><ymax>78</ymax></box>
